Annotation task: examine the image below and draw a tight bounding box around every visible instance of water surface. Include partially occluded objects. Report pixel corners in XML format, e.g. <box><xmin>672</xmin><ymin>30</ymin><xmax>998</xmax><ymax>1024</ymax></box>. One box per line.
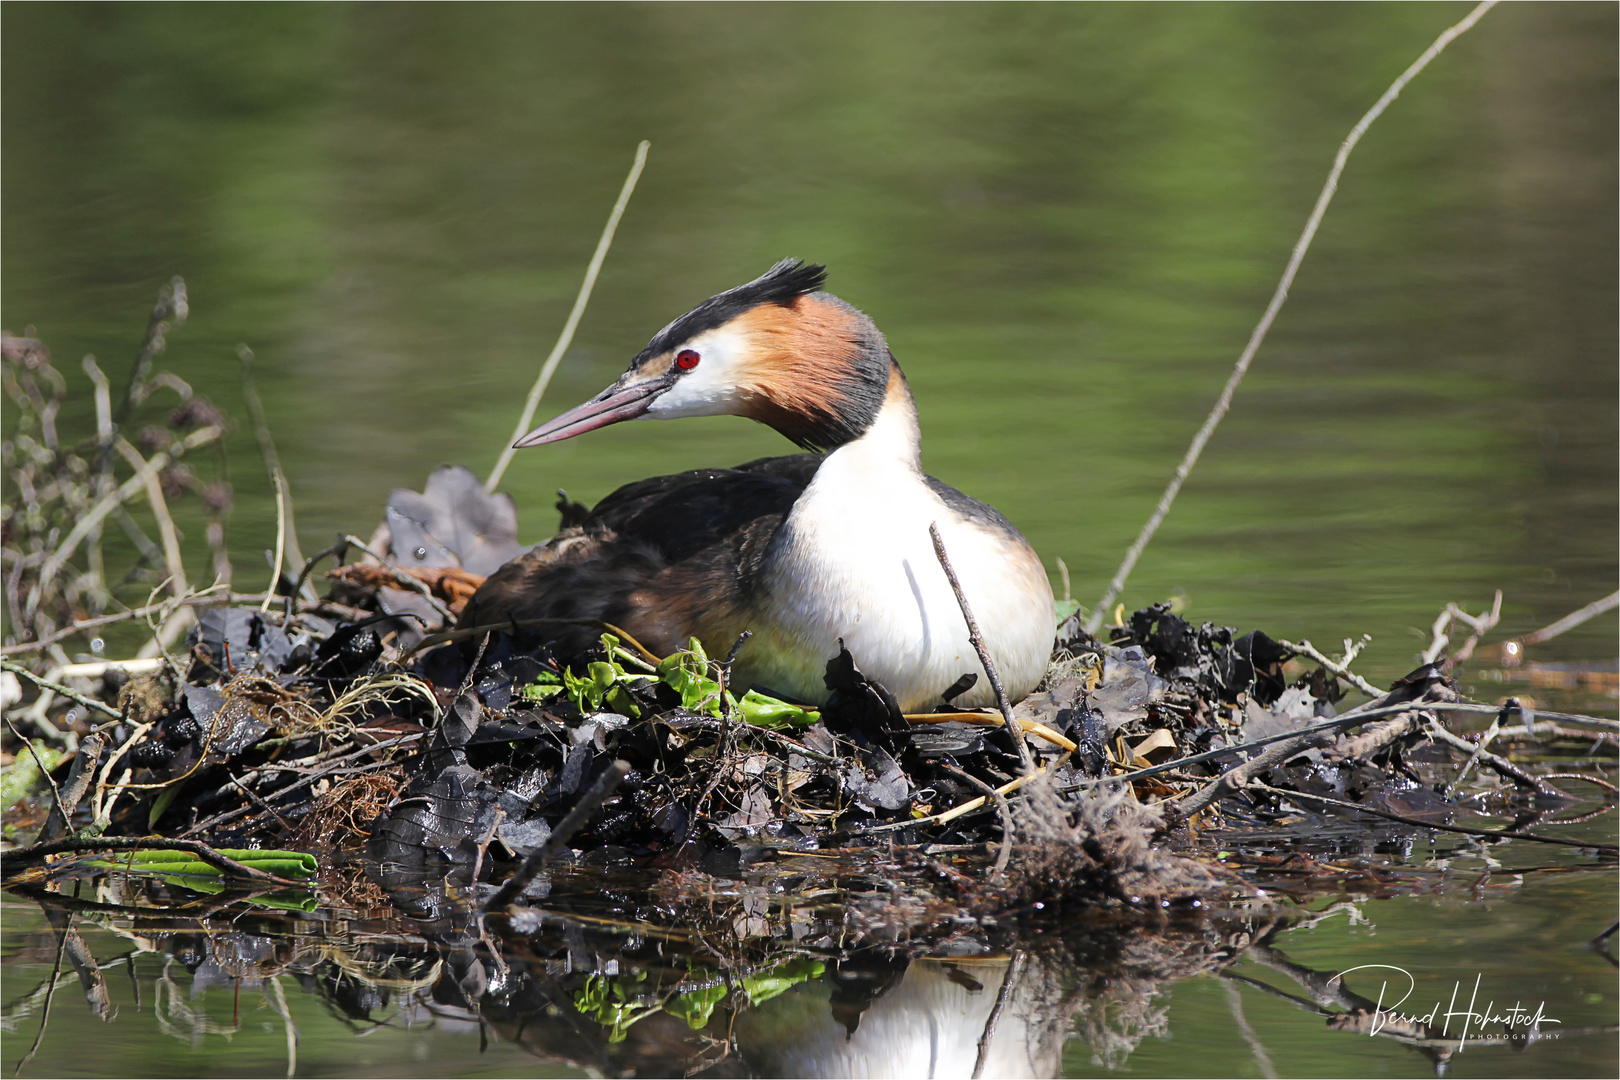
<box><xmin>2</xmin><ymin>3</ymin><xmax>1615</xmax><ymax>1076</ymax></box>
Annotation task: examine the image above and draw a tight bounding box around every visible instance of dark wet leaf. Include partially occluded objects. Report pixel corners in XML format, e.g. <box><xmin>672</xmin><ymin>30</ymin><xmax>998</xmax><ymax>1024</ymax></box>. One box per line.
<box><xmin>370</xmin><ymin>763</ymin><xmax>499</xmax><ymax>859</ymax></box>
<box><xmin>440</xmin><ymin>693</ymin><xmax>481</xmax><ymax>749</ymax></box>
<box><xmin>821</xmin><ymin>643</ymin><xmax>908</xmax><ymax>751</ymax></box>
<box><xmin>908</xmin><ymin>723</ymin><xmax>986</xmax><ymax>759</ymax></box>
<box><xmin>939</xmin><ymin>672</ymin><xmax>978</xmax><ymax>703</ymax></box>
<box><xmin>387</xmin><ymin>465</ymin><xmax>526</xmax><ymax>575</ymax></box>
<box><xmin>495</xmin><ymin>818</ymin><xmax>552</xmax><ymax>857</ymax></box>
<box><xmin>1119</xmin><ymin>605</ymin><xmax>1290</xmax><ymax>705</ymax></box>
<box><xmin>840</xmin><ymin>747</ymin><xmax>910</xmax><ymax>812</ymax></box>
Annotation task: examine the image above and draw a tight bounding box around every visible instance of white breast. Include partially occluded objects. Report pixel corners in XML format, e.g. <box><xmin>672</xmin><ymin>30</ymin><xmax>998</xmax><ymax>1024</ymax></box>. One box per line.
<box><xmin>738</xmin><ymin>406</ymin><xmax>1054</xmax><ymax>713</ymax></box>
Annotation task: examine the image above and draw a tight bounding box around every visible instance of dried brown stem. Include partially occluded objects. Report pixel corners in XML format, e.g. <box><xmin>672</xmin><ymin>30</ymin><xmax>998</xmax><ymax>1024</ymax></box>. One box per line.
<box><xmin>25</xmin><ymin>424</ymin><xmax>223</xmax><ymax>618</ymax></box>
<box><xmin>929</xmin><ymin>523</ymin><xmax>1035</xmax><ymax>776</ymax></box>
<box><xmin>240</xmin><ymin>346</ymin><xmax>317</xmax><ymax>603</ymax></box>
<box><xmin>1246</xmin><ymin>782</ymin><xmax>1615</xmax><ymax>854</ymax></box>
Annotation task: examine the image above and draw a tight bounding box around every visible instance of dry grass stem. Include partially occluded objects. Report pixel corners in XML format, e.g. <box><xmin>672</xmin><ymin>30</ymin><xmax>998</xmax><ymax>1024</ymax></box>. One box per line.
<box><xmin>486</xmin><ymin>140</ymin><xmax>650</xmax><ymax>493</ymax></box>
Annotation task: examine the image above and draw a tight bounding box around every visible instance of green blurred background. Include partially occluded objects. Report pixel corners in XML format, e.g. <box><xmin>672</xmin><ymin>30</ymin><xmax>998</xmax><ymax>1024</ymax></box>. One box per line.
<box><xmin>2</xmin><ymin>4</ymin><xmax>1616</xmax><ymax>1076</ymax></box>
<box><xmin>4</xmin><ymin>1</ymin><xmax>1615</xmax><ymax>681</ymax></box>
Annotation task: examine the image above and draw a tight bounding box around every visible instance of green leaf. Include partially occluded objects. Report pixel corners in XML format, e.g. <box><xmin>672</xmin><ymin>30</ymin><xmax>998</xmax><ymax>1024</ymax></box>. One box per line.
<box><xmin>658</xmin><ymin>645</ymin><xmax>725</xmax><ymax>716</ymax></box>
<box><xmin>1055</xmin><ymin>598</ymin><xmax>1081</xmax><ymax>621</ymax></box>
<box><xmin>147</xmin><ymin>781</ymin><xmax>185</xmax><ymax>830</ymax></box>
<box><xmin>737</xmin><ymin>691</ymin><xmax>817</xmax><ymax>729</ymax></box>
<box><xmin>588</xmin><ymin>661</ymin><xmax>619</xmax><ymax>692</ymax></box>
<box><xmin>666</xmin><ymin>983</ymin><xmax>727</xmax><ymax>1030</ymax></box>
<box><xmin>85</xmin><ymin>848</ymin><xmax>317</xmax><ymax>879</ymax></box>
<box><xmin>740</xmin><ymin>958</ymin><xmax>825</xmax><ymax>1006</ymax></box>
<box><xmin>520</xmin><ymin>670</ymin><xmax>565</xmax><ymax>703</ymax></box>
<box><xmin>605</xmin><ymin>684</ymin><xmax>641</xmax><ymax>719</ymax></box>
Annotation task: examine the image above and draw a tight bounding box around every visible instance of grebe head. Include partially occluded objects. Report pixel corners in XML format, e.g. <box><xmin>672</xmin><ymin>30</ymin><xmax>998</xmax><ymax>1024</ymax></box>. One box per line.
<box><xmin>514</xmin><ymin>259</ymin><xmax>898</xmax><ymax>453</ymax></box>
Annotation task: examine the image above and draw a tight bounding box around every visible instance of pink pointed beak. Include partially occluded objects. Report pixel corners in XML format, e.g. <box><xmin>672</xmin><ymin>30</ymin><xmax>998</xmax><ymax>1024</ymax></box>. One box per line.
<box><xmin>512</xmin><ymin>374</ymin><xmax>671</xmax><ymax>448</ymax></box>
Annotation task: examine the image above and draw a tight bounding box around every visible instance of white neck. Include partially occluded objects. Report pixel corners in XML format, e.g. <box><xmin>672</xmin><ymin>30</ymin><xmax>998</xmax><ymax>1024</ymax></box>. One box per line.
<box><xmin>738</xmin><ymin>374</ymin><xmax>1053</xmax><ymax>712</ymax></box>
<box><xmin>828</xmin><ymin>378</ymin><xmax>922</xmax><ymax>474</ymax></box>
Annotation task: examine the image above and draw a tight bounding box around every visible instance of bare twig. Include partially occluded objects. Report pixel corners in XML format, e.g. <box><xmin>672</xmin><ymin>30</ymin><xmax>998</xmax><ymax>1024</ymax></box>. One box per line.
<box><xmin>261</xmin><ymin>468</ymin><xmax>289</xmax><ymax>613</ymax></box>
<box><xmin>930</xmin><ymin>523</ymin><xmax>1035</xmax><ymax>775</ymax></box>
<box><xmin>16</xmin><ymin>917</ymin><xmax>68</xmax><ymax>1072</ymax></box>
<box><xmin>486</xmin><ymin>141</ymin><xmax>651</xmax><ymax>492</ymax></box>
<box><xmin>113</xmin><ymin>438</ymin><xmax>189</xmax><ymax>603</ymax></box>
<box><xmin>1490</xmin><ymin>590</ymin><xmax>1620</xmax><ymax>664</ymax></box>
<box><xmin>1</xmin><ymin>660</ymin><xmax>121</xmax><ymax>720</ymax></box>
<box><xmin>239</xmin><ymin>346</ymin><xmax>318</xmax><ymax>604</ymax></box>
<box><xmin>973</xmin><ymin>950</ymin><xmax>1025</xmax><ymax>1079</ymax></box>
<box><xmin>81</xmin><ymin>356</ymin><xmax>116</xmax><ymax>603</ymax></box>
<box><xmin>25</xmin><ymin>425</ymin><xmax>224</xmax><ymax>618</ymax></box>
<box><xmin>1422</xmin><ymin>592</ymin><xmax>1502</xmax><ymax>666</ymax></box>
<box><xmin>265</xmin><ymin>975</ymin><xmax>299</xmax><ymax>1079</ymax></box>
<box><xmin>852</xmin><ymin>763</ymin><xmax>1053</xmax><ymax>836</ymax></box>
<box><xmin>1247</xmin><ymin>782</ymin><xmax>1616</xmax><ymax>853</ymax></box>
<box><xmin>178</xmin><ymin>733</ymin><xmax>424</xmax><ymax>838</ymax></box>
<box><xmin>0</xmin><ymin>591</ymin><xmax>324</xmax><ymax>656</ymax></box>
<box><xmin>1086</xmin><ymin>0</ymin><xmax>1499</xmax><ymax>632</ymax></box>
<box><xmin>1222</xmin><ymin>981</ymin><xmax>1279</xmax><ymax>1080</ymax></box>
<box><xmin>7</xmin><ymin>722</ymin><xmax>66</xmax><ymax>841</ymax></box>
<box><xmin>1173</xmin><ymin>677</ymin><xmax>1456</xmax><ymax>817</ymax></box>
<box><xmin>114</xmin><ymin>277</ymin><xmax>187</xmax><ymax>423</ymax></box>
<box><xmin>1279</xmin><ymin>638</ymin><xmax>1380</xmax><ymax>697</ymax></box>
<box><xmin>1425</xmin><ymin>717</ymin><xmax>1561</xmax><ymax>796</ymax></box>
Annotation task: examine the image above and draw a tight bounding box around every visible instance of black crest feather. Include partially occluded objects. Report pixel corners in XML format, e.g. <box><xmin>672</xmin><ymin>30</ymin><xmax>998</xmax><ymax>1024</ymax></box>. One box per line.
<box><xmin>635</xmin><ymin>259</ymin><xmax>829</xmax><ymax>363</ymax></box>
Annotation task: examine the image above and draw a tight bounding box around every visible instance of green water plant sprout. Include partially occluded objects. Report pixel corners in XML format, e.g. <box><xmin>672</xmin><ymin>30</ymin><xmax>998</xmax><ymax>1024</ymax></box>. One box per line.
<box><xmin>522</xmin><ymin>634</ymin><xmax>817</xmax><ymax>729</ymax></box>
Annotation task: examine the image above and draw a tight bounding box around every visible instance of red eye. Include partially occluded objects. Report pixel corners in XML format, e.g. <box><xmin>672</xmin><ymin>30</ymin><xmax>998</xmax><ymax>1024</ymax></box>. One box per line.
<box><xmin>675</xmin><ymin>349</ymin><xmax>701</xmax><ymax>371</ymax></box>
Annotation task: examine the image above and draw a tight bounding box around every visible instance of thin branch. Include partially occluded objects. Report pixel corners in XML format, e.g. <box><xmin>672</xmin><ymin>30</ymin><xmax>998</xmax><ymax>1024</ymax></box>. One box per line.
<box><xmin>930</xmin><ymin>523</ymin><xmax>1035</xmax><ymax>775</ymax></box>
<box><xmin>261</xmin><ymin>468</ymin><xmax>288</xmax><ymax>613</ymax></box>
<box><xmin>486</xmin><ymin>140</ymin><xmax>650</xmax><ymax>492</ymax></box>
<box><xmin>1086</xmin><ymin>0</ymin><xmax>1499</xmax><ymax>632</ymax></box>
<box><xmin>239</xmin><ymin>346</ymin><xmax>318</xmax><ymax>603</ymax></box>
<box><xmin>1279</xmin><ymin>638</ymin><xmax>1381</xmax><ymax>697</ymax></box>
<box><xmin>1247</xmin><ymin>782</ymin><xmax>1616</xmax><ymax>854</ymax></box>
<box><xmin>972</xmin><ymin>950</ymin><xmax>1025</xmax><ymax>1079</ymax></box>
<box><xmin>0</xmin><ymin>591</ymin><xmax>329</xmax><ymax>656</ymax></box>
<box><xmin>15</xmin><ymin>917</ymin><xmax>68</xmax><ymax>1073</ymax></box>
<box><xmin>1425</xmin><ymin>717</ymin><xmax>1560</xmax><ymax>796</ymax></box>
<box><xmin>1</xmin><ymin>660</ymin><xmax>121</xmax><ymax>720</ymax></box>
<box><xmin>1491</xmin><ymin>590</ymin><xmax>1620</xmax><ymax>663</ymax></box>
<box><xmin>25</xmin><ymin>425</ymin><xmax>224</xmax><ymax>617</ymax></box>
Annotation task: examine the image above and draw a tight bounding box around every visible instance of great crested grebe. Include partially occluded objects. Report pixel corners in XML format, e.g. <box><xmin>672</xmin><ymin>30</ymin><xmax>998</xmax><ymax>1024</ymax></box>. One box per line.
<box><xmin>461</xmin><ymin>260</ymin><xmax>1055</xmax><ymax>714</ymax></box>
